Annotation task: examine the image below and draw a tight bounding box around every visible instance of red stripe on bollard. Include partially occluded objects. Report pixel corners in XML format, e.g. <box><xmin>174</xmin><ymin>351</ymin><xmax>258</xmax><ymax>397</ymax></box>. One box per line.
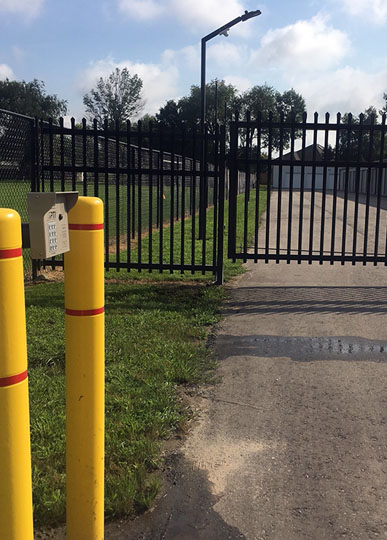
<box><xmin>65</xmin><ymin>307</ymin><xmax>105</xmax><ymax>317</ymax></box>
<box><xmin>0</xmin><ymin>370</ymin><xmax>28</xmax><ymax>387</ymax></box>
<box><xmin>0</xmin><ymin>248</ymin><xmax>22</xmax><ymax>259</ymax></box>
<box><xmin>69</xmin><ymin>223</ymin><xmax>103</xmax><ymax>231</ymax></box>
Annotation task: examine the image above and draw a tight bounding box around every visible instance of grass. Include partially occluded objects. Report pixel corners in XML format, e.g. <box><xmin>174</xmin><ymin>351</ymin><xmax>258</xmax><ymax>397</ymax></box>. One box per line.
<box><xmin>28</xmin><ymin>281</ymin><xmax>225</xmax><ymax>526</ymax></box>
<box><xmin>26</xmin><ymin>187</ymin><xmax>267</xmax><ymax>528</ymax></box>
<box><xmin>1</xmin><ymin>179</ymin><xmax>204</xmax><ymax>272</ymax></box>
<box><xmin>106</xmin><ymin>187</ymin><xmax>268</xmax><ymax>281</ymax></box>
<box><xmin>0</xmin><ymin>179</ymin><xmax>204</xmax><ymax>237</ymax></box>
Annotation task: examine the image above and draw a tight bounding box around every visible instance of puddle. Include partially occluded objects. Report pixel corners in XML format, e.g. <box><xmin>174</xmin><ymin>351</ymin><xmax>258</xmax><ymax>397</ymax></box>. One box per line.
<box><xmin>224</xmin><ymin>335</ymin><xmax>387</xmax><ymax>362</ymax></box>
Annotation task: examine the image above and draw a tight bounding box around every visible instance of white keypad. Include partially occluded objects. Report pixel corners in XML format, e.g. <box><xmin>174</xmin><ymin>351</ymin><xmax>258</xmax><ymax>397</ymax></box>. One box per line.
<box><xmin>48</xmin><ymin>221</ymin><xmax>58</xmax><ymax>253</ymax></box>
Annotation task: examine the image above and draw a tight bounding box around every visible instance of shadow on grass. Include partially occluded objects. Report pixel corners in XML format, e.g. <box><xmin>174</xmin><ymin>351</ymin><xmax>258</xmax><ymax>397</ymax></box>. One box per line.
<box><xmin>105</xmin><ymin>282</ymin><xmax>225</xmax><ymax>318</ymax></box>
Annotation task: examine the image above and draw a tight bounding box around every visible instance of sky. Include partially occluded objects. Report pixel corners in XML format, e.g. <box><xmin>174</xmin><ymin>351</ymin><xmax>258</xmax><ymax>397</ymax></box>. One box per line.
<box><xmin>0</xmin><ymin>0</ymin><xmax>387</xmax><ymax>122</ymax></box>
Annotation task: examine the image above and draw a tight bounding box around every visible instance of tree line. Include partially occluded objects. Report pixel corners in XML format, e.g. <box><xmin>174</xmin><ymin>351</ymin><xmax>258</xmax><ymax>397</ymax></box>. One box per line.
<box><xmin>1</xmin><ymin>68</ymin><xmax>387</xmax><ymax>161</ymax></box>
<box><xmin>0</xmin><ymin>68</ymin><xmax>307</xmax><ymax>132</ymax></box>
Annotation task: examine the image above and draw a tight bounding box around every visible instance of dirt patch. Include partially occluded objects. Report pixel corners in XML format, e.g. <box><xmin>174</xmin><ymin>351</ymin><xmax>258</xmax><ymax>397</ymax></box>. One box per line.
<box><xmin>25</xmin><ymin>269</ymin><xmax>64</xmax><ymax>285</ymax></box>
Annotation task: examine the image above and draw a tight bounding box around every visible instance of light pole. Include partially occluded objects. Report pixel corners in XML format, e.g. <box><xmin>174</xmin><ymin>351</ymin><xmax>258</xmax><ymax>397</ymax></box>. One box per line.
<box><xmin>200</xmin><ymin>10</ymin><xmax>261</xmax><ymax>134</ymax></box>
<box><xmin>199</xmin><ymin>9</ymin><xmax>262</xmax><ymax>238</ymax></box>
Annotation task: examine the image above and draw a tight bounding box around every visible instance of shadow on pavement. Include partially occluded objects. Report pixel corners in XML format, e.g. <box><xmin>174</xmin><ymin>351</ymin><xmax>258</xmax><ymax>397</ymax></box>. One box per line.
<box><xmin>224</xmin><ymin>286</ymin><xmax>387</xmax><ymax>315</ymax></box>
<box><xmin>105</xmin><ymin>451</ymin><xmax>246</xmax><ymax>540</ymax></box>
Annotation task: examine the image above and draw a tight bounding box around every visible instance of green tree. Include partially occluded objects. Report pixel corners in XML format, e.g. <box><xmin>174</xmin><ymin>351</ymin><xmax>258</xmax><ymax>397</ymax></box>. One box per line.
<box><xmin>156</xmin><ymin>100</ymin><xmax>181</xmax><ymax>128</ymax></box>
<box><xmin>239</xmin><ymin>84</ymin><xmax>305</xmax><ymax>121</ymax></box>
<box><xmin>180</xmin><ymin>79</ymin><xmax>238</xmax><ymax>131</ymax></box>
<box><xmin>238</xmin><ymin>84</ymin><xmax>306</xmax><ymax>150</ymax></box>
<box><xmin>83</xmin><ymin>67</ymin><xmax>144</xmax><ymax>127</ymax></box>
<box><xmin>156</xmin><ymin>80</ymin><xmax>238</xmax><ymax>132</ymax></box>
<box><xmin>337</xmin><ymin>107</ymin><xmax>385</xmax><ymax>162</ymax></box>
<box><xmin>379</xmin><ymin>93</ymin><xmax>387</xmax><ymax>116</ymax></box>
<box><xmin>277</xmin><ymin>88</ymin><xmax>306</xmax><ymax>120</ymax></box>
<box><xmin>0</xmin><ymin>78</ymin><xmax>67</xmax><ymax>120</ymax></box>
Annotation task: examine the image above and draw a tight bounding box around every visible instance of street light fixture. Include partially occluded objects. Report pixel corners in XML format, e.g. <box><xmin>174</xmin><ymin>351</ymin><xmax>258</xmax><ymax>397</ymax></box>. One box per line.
<box><xmin>198</xmin><ymin>9</ymin><xmax>262</xmax><ymax>238</ymax></box>
<box><xmin>200</xmin><ymin>9</ymin><xmax>262</xmax><ymax>132</ymax></box>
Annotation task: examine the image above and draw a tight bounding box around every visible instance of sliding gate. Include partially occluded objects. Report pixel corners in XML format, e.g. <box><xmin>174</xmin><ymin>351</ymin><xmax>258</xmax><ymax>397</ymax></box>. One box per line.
<box><xmin>228</xmin><ymin>112</ymin><xmax>387</xmax><ymax>265</ymax></box>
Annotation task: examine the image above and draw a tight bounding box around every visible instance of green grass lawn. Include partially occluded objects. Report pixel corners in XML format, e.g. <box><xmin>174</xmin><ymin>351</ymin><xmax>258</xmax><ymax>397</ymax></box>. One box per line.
<box><xmin>1</xmin><ymin>179</ymin><xmax>205</xmax><ymax>272</ymax></box>
<box><xmin>28</xmin><ymin>281</ymin><xmax>224</xmax><ymax>526</ymax></box>
<box><xmin>107</xmin><ymin>187</ymin><xmax>267</xmax><ymax>280</ymax></box>
<box><xmin>0</xmin><ymin>180</ymin><xmax>204</xmax><ymax>236</ymax></box>
<box><xmin>25</xmin><ymin>187</ymin><xmax>267</xmax><ymax>529</ymax></box>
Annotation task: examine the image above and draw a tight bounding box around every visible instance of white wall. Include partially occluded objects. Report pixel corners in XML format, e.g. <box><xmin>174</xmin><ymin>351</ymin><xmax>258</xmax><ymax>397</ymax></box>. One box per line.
<box><xmin>272</xmin><ymin>165</ymin><xmax>335</xmax><ymax>190</ymax></box>
<box><xmin>338</xmin><ymin>168</ymin><xmax>387</xmax><ymax>196</ymax></box>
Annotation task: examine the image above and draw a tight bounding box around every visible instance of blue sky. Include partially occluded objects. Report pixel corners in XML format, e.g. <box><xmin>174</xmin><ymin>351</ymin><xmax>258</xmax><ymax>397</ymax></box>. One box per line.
<box><xmin>1</xmin><ymin>0</ymin><xmax>387</xmax><ymax>122</ymax></box>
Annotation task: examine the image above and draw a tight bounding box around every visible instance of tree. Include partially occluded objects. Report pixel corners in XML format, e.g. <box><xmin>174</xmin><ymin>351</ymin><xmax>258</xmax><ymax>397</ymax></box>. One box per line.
<box><xmin>156</xmin><ymin>80</ymin><xmax>239</xmax><ymax>133</ymax></box>
<box><xmin>83</xmin><ymin>67</ymin><xmax>144</xmax><ymax>127</ymax></box>
<box><xmin>238</xmin><ymin>84</ymin><xmax>279</xmax><ymax>120</ymax></box>
<box><xmin>238</xmin><ymin>84</ymin><xmax>306</xmax><ymax>150</ymax></box>
<box><xmin>180</xmin><ymin>80</ymin><xmax>238</xmax><ymax>131</ymax></box>
<box><xmin>337</xmin><ymin>107</ymin><xmax>384</xmax><ymax>162</ymax></box>
<box><xmin>238</xmin><ymin>84</ymin><xmax>305</xmax><ymax>122</ymax></box>
<box><xmin>277</xmin><ymin>88</ymin><xmax>306</xmax><ymax>121</ymax></box>
<box><xmin>380</xmin><ymin>93</ymin><xmax>387</xmax><ymax>116</ymax></box>
<box><xmin>153</xmin><ymin>81</ymin><xmax>306</xmax><ymax>159</ymax></box>
<box><xmin>136</xmin><ymin>113</ymin><xmax>157</xmax><ymax>132</ymax></box>
<box><xmin>0</xmin><ymin>78</ymin><xmax>67</xmax><ymax>120</ymax></box>
<box><xmin>156</xmin><ymin>100</ymin><xmax>181</xmax><ymax>128</ymax></box>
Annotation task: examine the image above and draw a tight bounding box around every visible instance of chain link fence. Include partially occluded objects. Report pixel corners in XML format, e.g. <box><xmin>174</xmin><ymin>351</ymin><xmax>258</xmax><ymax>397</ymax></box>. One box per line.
<box><xmin>0</xmin><ymin>109</ymin><xmax>35</xmax><ymax>272</ymax></box>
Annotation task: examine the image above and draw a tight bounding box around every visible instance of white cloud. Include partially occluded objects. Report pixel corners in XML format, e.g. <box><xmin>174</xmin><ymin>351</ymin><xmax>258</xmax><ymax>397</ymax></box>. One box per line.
<box><xmin>116</xmin><ymin>0</ymin><xmax>258</xmax><ymax>36</ymax></box>
<box><xmin>0</xmin><ymin>64</ymin><xmax>14</xmax><ymax>80</ymax></box>
<box><xmin>223</xmin><ymin>74</ymin><xmax>251</xmax><ymax>93</ymax></box>
<box><xmin>79</xmin><ymin>57</ymin><xmax>180</xmax><ymax>116</ymax></box>
<box><xmin>252</xmin><ymin>14</ymin><xmax>351</xmax><ymax>74</ymax></box>
<box><xmin>162</xmin><ymin>45</ymin><xmax>200</xmax><ymax>71</ymax></box>
<box><xmin>293</xmin><ymin>65</ymin><xmax>387</xmax><ymax>117</ymax></box>
<box><xmin>117</xmin><ymin>0</ymin><xmax>164</xmax><ymax>20</ymax></box>
<box><xmin>169</xmin><ymin>0</ymin><xmax>249</xmax><ymax>35</ymax></box>
<box><xmin>207</xmin><ymin>42</ymin><xmax>246</xmax><ymax>67</ymax></box>
<box><xmin>339</xmin><ymin>0</ymin><xmax>387</xmax><ymax>25</ymax></box>
<box><xmin>0</xmin><ymin>0</ymin><xmax>44</xmax><ymax>18</ymax></box>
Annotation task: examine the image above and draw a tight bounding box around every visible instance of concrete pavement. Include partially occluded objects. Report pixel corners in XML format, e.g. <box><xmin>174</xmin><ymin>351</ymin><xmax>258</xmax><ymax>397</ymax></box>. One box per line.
<box><xmin>108</xmin><ymin>191</ymin><xmax>387</xmax><ymax>540</ymax></box>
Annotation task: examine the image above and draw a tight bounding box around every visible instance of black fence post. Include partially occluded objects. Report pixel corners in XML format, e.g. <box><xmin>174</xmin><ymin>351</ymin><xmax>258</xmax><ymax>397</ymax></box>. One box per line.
<box><xmin>216</xmin><ymin>124</ymin><xmax>226</xmax><ymax>285</ymax></box>
<box><xmin>31</xmin><ymin>117</ymin><xmax>39</xmax><ymax>279</ymax></box>
<box><xmin>228</xmin><ymin>120</ymin><xmax>238</xmax><ymax>261</ymax></box>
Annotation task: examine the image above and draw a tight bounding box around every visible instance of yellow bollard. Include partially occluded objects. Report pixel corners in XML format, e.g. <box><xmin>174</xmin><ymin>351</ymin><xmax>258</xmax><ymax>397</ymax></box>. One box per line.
<box><xmin>0</xmin><ymin>209</ymin><xmax>34</xmax><ymax>540</ymax></box>
<box><xmin>65</xmin><ymin>197</ymin><xmax>105</xmax><ymax>540</ymax></box>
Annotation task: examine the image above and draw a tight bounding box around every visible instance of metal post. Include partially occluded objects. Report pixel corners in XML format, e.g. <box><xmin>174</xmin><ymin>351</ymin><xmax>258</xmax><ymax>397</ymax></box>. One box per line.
<box><xmin>199</xmin><ymin>38</ymin><xmax>206</xmax><ymax>240</ymax></box>
<box><xmin>216</xmin><ymin>125</ymin><xmax>226</xmax><ymax>284</ymax></box>
<box><xmin>198</xmin><ymin>9</ymin><xmax>262</xmax><ymax>240</ymax></box>
<box><xmin>200</xmin><ymin>38</ymin><xmax>206</xmax><ymax>138</ymax></box>
<box><xmin>0</xmin><ymin>208</ymin><xmax>34</xmax><ymax>540</ymax></box>
<box><xmin>65</xmin><ymin>197</ymin><xmax>105</xmax><ymax>540</ymax></box>
<box><xmin>228</xmin><ymin>122</ymin><xmax>239</xmax><ymax>261</ymax></box>
<box><xmin>215</xmin><ymin>79</ymin><xmax>218</xmax><ymax>124</ymax></box>
<box><xmin>31</xmin><ymin>118</ymin><xmax>39</xmax><ymax>280</ymax></box>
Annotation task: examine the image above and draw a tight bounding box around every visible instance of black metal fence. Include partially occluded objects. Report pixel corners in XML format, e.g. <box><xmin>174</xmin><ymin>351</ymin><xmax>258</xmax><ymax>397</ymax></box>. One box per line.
<box><xmin>0</xmin><ymin>109</ymin><xmax>227</xmax><ymax>281</ymax></box>
<box><xmin>39</xmin><ymin>118</ymin><xmax>225</xmax><ymax>278</ymax></box>
<box><xmin>228</xmin><ymin>112</ymin><xmax>387</xmax><ymax>265</ymax></box>
<box><xmin>8</xmin><ymin>107</ymin><xmax>386</xmax><ymax>278</ymax></box>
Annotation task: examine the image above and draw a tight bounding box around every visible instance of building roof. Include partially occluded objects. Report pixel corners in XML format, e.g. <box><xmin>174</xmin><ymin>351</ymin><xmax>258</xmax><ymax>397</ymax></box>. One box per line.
<box><xmin>278</xmin><ymin>143</ymin><xmax>326</xmax><ymax>161</ymax></box>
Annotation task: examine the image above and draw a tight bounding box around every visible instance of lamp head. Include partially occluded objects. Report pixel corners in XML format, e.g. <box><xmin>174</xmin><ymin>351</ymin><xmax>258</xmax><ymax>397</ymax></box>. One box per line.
<box><xmin>219</xmin><ymin>28</ymin><xmax>230</xmax><ymax>37</ymax></box>
<box><xmin>241</xmin><ymin>9</ymin><xmax>261</xmax><ymax>22</ymax></box>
